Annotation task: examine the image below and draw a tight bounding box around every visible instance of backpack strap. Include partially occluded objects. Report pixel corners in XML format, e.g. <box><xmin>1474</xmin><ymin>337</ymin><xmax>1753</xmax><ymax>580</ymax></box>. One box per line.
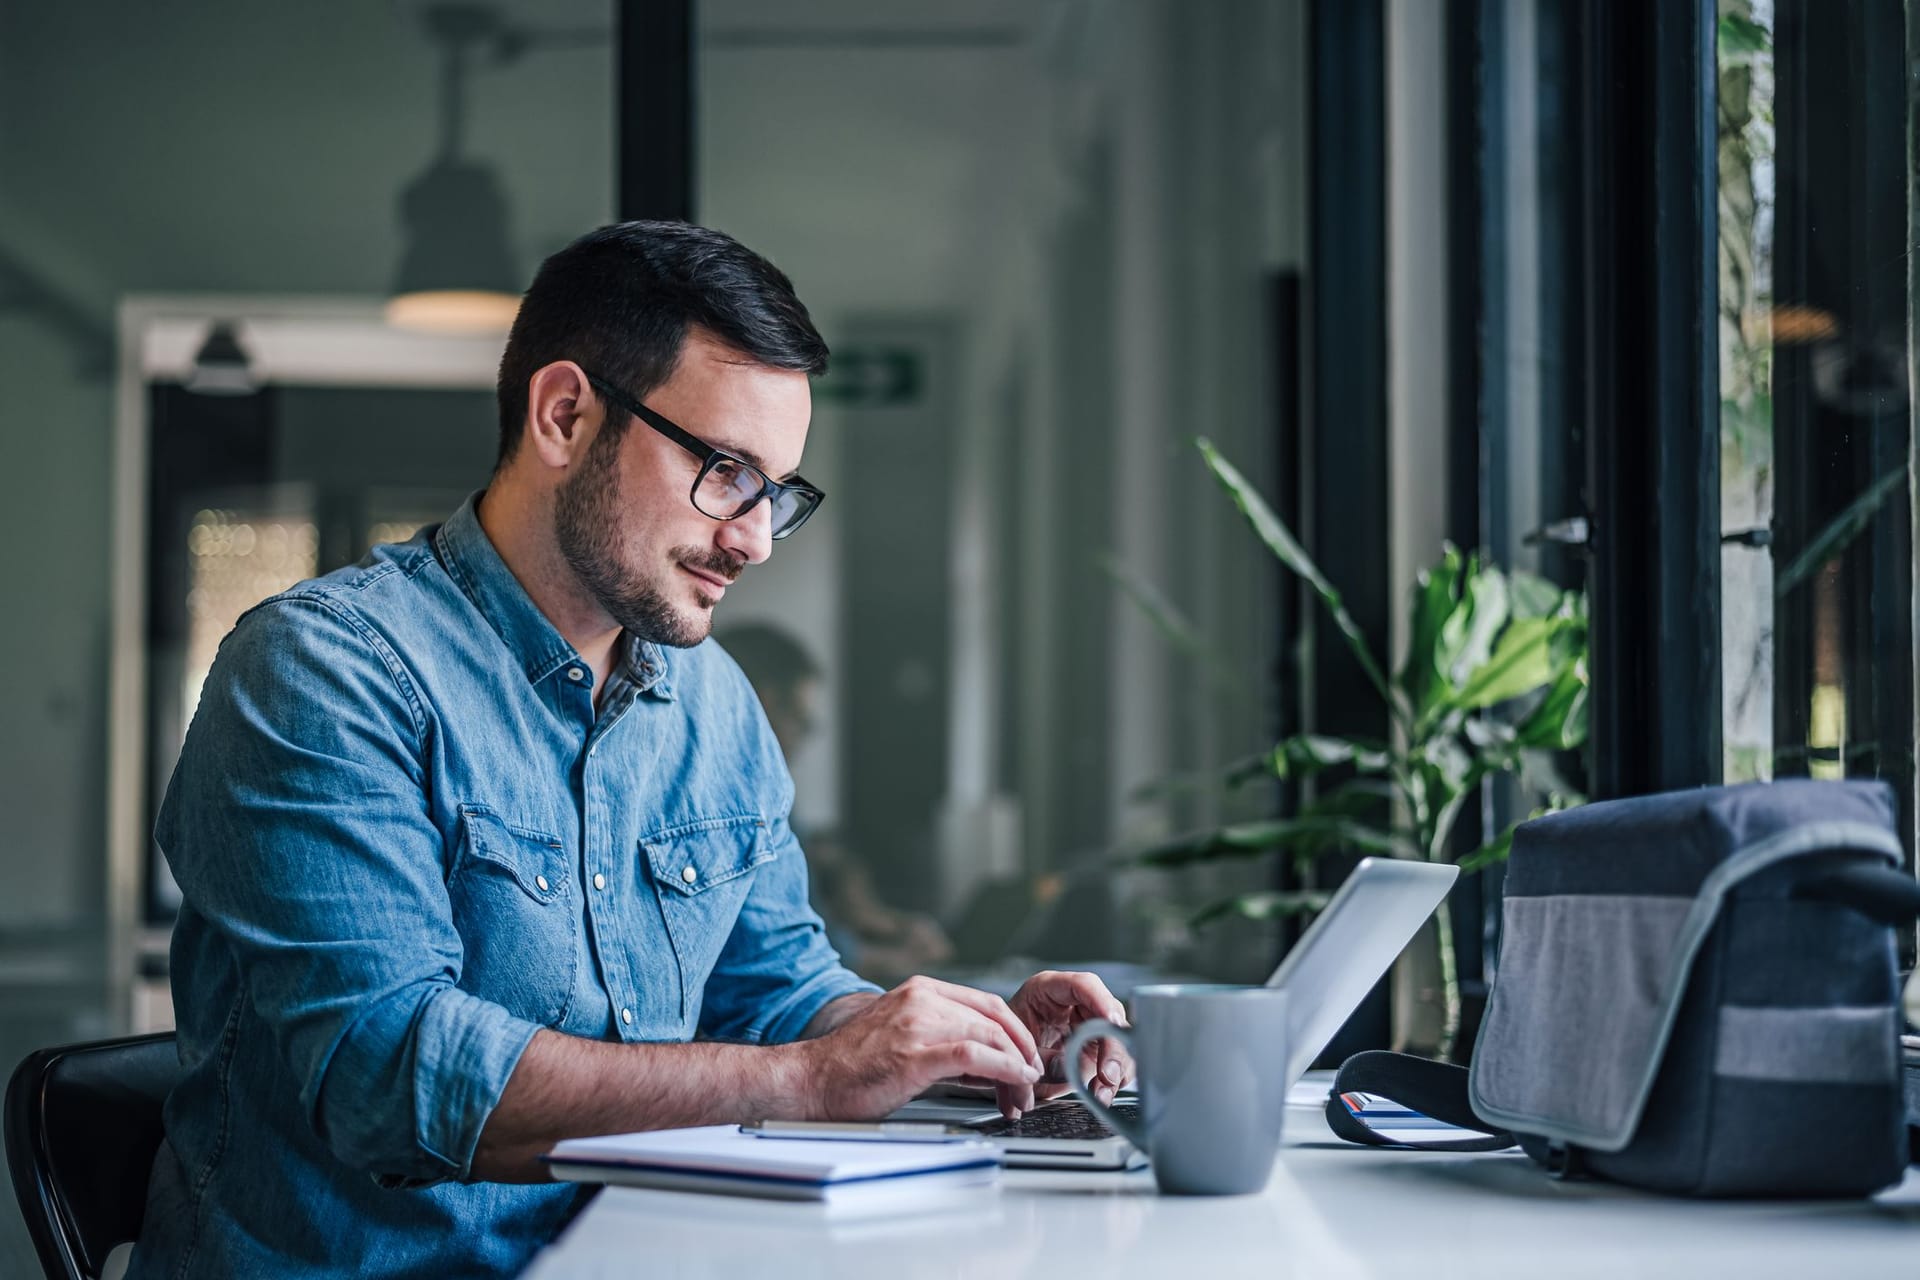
<box><xmin>1324</xmin><ymin>1050</ymin><xmax>1518</xmax><ymax>1152</ymax></box>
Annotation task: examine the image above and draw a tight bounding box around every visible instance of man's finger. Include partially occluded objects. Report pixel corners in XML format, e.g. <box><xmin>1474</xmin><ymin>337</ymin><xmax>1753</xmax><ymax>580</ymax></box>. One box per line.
<box><xmin>919</xmin><ymin>979</ymin><xmax>1043</xmax><ymax>1068</ymax></box>
<box><xmin>912</xmin><ymin>994</ymin><xmax>1033</xmax><ymax>1072</ymax></box>
<box><xmin>931</xmin><ymin>1040</ymin><xmax>1041</xmax><ymax>1089</ymax></box>
<box><xmin>994</xmin><ymin>1078</ymin><xmax>1036</xmax><ymax>1119</ymax></box>
<box><xmin>899</xmin><ymin>990</ymin><xmax>1039</xmax><ymax>1090</ymax></box>
<box><xmin>1054</xmin><ymin>971</ymin><xmax>1127</xmax><ymax>1024</ymax></box>
<box><xmin>1077</xmin><ymin>1032</ymin><xmax>1104</xmax><ymax>1088</ymax></box>
<box><xmin>963</xmin><ymin>1016</ymin><xmax>1032</xmax><ymax>1076</ymax></box>
<box><xmin>1079</xmin><ymin>1033</ymin><xmax>1135</xmax><ymax>1092</ymax></box>
<box><xmin>1019</xmin><ymin>970</ymin><xmax>1127</xmax><ymax>1025</ymax></box>
<box><xmin>1097</xmin><ymin>1037</ymin><xmax>1134</xmax><ymax>1087</ymax></box>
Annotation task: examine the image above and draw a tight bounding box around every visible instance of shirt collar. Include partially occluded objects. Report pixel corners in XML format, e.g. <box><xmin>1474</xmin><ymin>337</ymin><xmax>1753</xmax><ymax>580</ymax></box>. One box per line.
<box><xmin>434</xmin><ymin>492</ymin><xmax>675</xmax><ymax>699</ymax></box>
<box><xmin>620</xmin><ymin>632</ymin><xmax>675</xmax><ymax>699</ymax></box>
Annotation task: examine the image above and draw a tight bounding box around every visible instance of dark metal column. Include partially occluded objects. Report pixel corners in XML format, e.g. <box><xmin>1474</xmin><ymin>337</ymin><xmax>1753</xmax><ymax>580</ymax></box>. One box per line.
<box><xmin>1306</xmin><ymin>0</ymin><xmax>1391</xmax><ymax>1056</ymax></box>
<box><xmin>617</xmin><ymin>0</ymin><xmax>694</xmax><ymax>222</ymax></box>
<box><xmin>1583</xmin><ymin>0</ymin><xmax>1723</xmax><ymax>797</ymax></box>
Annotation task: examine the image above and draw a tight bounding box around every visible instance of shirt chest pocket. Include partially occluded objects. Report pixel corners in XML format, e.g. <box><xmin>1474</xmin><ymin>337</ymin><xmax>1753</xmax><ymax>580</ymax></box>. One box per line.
<box><xmin>449</xmin><ymin>804</ymin><xmax>578</xmax><ymax>1027</ymax></box>
<box><xmin>643</xmin><ymin>816</ymin><xmax>774</xmax><ymax>1020</ymax></box>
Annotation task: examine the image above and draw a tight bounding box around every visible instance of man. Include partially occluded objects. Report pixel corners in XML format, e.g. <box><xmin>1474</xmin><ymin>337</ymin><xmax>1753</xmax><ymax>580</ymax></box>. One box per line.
<box><xmin>717</xmin><ymin>623</ymin><xmax>954</xmax><ymax>981</ymax></box>
<box><xmin>131</xmin><ymin>222</ymin><xmax>1130</xmax><ymax>1278</ymax></box>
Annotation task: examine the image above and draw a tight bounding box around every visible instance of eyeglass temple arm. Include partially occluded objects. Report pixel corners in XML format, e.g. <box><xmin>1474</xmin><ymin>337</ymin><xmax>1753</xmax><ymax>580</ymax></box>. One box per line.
<box><xmin>588</xmin><ymin>377</ymin><xmax>712</xmax><ymax>464</ymax></box>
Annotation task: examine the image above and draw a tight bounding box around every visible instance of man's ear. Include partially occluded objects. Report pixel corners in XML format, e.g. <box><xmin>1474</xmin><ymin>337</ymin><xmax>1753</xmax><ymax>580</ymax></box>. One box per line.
<box><xmin>522</xmin><ymin>362</ymin><xmax>601</xmax><ymax>471</ymax></box>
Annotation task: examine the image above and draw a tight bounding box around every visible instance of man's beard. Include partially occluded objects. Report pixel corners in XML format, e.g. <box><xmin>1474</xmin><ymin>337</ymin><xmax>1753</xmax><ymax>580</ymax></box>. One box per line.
<box><xmin>553</xmin><ymin>423</ymin><xmax>739</xmax><ymax>648</ymax></box>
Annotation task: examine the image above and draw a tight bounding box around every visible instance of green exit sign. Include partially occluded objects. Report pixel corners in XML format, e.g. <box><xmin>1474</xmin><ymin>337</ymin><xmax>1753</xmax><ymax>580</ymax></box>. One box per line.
<box><xmin>816</xmin><ymin>347</ymin><xmax>922</xmax><ymax>406</ymax></box>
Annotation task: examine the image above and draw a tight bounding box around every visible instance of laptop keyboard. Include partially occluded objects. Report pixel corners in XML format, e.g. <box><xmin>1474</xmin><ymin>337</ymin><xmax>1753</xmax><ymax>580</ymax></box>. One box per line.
<box><xmin>973</xmin><ymin>1100</ymin><xmax>1140</xmax><ymax>1141</ymax></box>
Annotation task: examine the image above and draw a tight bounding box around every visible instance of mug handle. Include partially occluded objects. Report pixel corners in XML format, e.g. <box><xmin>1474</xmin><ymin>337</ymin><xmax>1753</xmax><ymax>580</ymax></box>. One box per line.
<box><xmin>1063</xmin><ymin>1019</ymin><xmax>1149</xmax><ymax>1152</ymax></box>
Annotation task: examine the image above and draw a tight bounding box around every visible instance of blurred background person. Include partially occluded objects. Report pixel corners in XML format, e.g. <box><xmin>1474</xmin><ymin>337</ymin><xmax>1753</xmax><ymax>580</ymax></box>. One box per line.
<box><xmin>718</xmin><ymin>623</ymin><xmax>955</xmax><ymax>984</ymax></box>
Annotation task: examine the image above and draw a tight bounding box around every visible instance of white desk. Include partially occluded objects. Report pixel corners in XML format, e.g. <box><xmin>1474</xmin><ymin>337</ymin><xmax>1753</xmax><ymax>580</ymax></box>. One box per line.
<box><xmin>526</xmin><ymin>1085</ymin><xmax>1920</xmax><ymax>1279</ymax></box>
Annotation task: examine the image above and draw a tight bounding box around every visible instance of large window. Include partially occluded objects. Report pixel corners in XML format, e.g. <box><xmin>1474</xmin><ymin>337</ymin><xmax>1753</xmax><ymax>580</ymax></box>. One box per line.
<box><xmin>1444</xmin><ymin>0</ymin><xmax>1919</xmax><ymax>993</ymax></box>
<box><xmin>1716</xmin><ymin>0</ymin><xmax>1914</xmax><ymax>878</ymax></box>
<box><xmin>696</xmin><ymin>0</ymin><xmax>1309</xmax><ymax>986</ymax></box>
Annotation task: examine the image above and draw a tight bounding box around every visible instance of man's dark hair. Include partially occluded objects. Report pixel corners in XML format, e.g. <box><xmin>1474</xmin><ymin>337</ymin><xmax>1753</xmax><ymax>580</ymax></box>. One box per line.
<box><xmin>494</xmin><ymin>220</ymin><xmax>829</xmax><ymax>469</ymax></box>
<box><xmin>717</xmin><ymin>623</ymin><xmax>821</xmax><ymax>697</ymax></box>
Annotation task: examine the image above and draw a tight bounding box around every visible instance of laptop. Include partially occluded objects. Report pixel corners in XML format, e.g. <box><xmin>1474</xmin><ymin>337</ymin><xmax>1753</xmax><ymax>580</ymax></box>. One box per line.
<box><xmin>890</xmin><ymin>857</ymin><xmax>1459</xmax><ymax>1169</ymax></box>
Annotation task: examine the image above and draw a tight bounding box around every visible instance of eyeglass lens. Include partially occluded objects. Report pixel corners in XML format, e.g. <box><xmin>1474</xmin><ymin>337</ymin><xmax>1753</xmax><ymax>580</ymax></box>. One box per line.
<box><xmin>695</xmin><ymin>458</ymin><xmax>818</xmax><ymax>536</ymax></box>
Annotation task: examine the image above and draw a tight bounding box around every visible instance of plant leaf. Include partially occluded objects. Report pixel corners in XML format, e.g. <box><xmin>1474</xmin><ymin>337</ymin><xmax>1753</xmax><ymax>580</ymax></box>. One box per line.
<box><xmin>1300</xmin><ymin>778</ymin><xmax>1400</xmax><ymax>820</ymax></box>
<box><xmin>1507</xmin><ymin>571</ymin><xmax>1564</xmax><ymax>619</ymax></box>
<box><xmin>1457</xmin><ymin>824</ymin><xmax>1518</xmax><ymax>873</ymax></box>
<box><xmin>1419</xmin><ymin>734</ymin><xmax>1476</xmax><ymax>795</ymax></box>
<box><xmin>1127</xmin><ymin>739</ymin><xmax>1397</xmax><ymax>804</ymax></box>
<box><xmin>1514</xmin><ymin>656</ymin><xmax>1590</xmax><ymax>750</ymax></box>
<box><xmin>1717</xmin><ymin>12</ymin><xmax>1769</xmax><ymax>62</ymax></box>
<box><xmin>1436</xmin><ymin>557</ymin><xmax>1510</xmax><ymax>688</ymax></box>
<box><xmin>1127</xmin><ymin>753</ymin><xmax>1269</xmax><ymax>803</ymax></box>
<box><xmin>1400</xmin><ymin>545</ymin><xmax>1463</xmax><ymax>716</ymax></box>
<box><xmin>1458</xmin><ymin>792</ymin><xmax>1588</xmax><ymax>872</ymax></box>
<box><xmin>1452</xmin><ymin>616</ymin><xmax>1560</xmax><ymax>710</ymax></box>
<box><xmin>1463</xmin><ymin>716</ymin><xmax>1517</xmax><ymax>751</ymax></box>
<box><xmin>1197</xmin><ymin>438</ymin><xmax>1406</xmax><ymax>726</ymax></box>
<box><xmin>1100</xmin><ymin>553</ymin><xmax>1249</xmax><ymax>697</ymax></box>
<box><xmin>1190</xmin><ymin>890</ymin><xmax>1333</xmax><ymax>928</ymax></box>
<box><xmin>1129</xmin><ymin>817</ymin><xmax>1418</xmax><ymax>868</ymax></box>
<box><xmin>1774</xmin><ymin>464</ymin><xmax>1909</xmax><ymax>599</ymax></box>
<box><xmin>1265</xmin><ymin>733</ymin><xmax>1394</xmax><ymax>780</ymax></box>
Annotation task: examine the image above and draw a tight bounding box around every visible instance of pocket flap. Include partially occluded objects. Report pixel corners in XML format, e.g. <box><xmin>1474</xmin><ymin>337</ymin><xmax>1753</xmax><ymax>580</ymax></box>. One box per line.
<box><xmin>643</xmin><ymin>815</ymin><xmax>772</xmax><ymax>896</ymax></box>
<box><xmin>460</xmin><ymin>805</ymin><xmax>570</xmax><ymax>903</ymax></box>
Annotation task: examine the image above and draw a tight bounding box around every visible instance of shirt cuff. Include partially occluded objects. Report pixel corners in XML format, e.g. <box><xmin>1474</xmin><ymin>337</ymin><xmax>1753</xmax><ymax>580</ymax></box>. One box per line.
<box><xmin>751</xmin><ymin>969</ymin><xmax>883</xmax><ymax>1045</ymax></box>
<box><xmin>411</xmin><ymin>988</ymin><xmax>544</xmax><ymax>1180</ymax></box>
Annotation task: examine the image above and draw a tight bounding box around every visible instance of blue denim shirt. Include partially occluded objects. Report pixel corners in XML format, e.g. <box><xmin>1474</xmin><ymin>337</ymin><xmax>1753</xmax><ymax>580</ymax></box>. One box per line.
<box><xmin>130</xmin><ymin>496</ymin><xmax>877</xmax><ymax>1279</ymax></box>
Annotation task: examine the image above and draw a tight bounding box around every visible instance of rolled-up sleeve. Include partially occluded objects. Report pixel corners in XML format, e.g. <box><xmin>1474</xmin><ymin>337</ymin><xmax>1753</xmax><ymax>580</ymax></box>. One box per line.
<box><xmin>160</xmin><ymin>594</ymin><xmax>538</xmax><ymax>1182</ymax></box>
<box><xmin>695</xmin><ymin>815</ymin><xmax>880</xmax><ymax>1044</ymax></box>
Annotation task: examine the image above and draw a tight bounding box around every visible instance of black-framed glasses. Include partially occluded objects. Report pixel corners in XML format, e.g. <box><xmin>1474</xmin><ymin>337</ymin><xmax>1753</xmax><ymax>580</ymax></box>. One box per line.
<box><xmin>585</xmin><ymin>372</ymin><xmax>826</xmax><ymax>540</ymax></box>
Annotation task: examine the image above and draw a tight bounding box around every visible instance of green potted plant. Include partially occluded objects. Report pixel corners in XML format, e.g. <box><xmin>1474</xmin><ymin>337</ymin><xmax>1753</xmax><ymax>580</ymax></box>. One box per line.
<box><xmin>1123</xmin><ymin>439</ymin><xmax>1590</xmax><ymax>1058</ymax></box>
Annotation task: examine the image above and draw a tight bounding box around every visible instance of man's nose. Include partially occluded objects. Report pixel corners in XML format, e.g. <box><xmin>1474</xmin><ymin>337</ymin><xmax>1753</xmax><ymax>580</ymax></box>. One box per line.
<box><xmin>716</xmin><ymin>498</ymin><xmax>775</xmax><ymax>565</ymax></box>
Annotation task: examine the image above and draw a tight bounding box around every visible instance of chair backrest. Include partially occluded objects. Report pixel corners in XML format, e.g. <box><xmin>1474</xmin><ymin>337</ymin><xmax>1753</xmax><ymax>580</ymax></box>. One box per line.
<box><xmin>5</xmin><ymin>1034</ymin><xmax>181</xmax><ymax>1280</ymax></box>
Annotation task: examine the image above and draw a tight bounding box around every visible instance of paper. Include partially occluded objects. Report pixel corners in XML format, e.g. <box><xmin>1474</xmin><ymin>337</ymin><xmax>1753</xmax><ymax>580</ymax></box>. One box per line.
<box><xmin>1337</xmin><ymin>1091</ymin><xmax>1485</xmax><ymax>1144</ymax></box>
<box><xmin>547</xmin><ymin>1124</ymin><xmax>1000</xmax><ymax>1185</ymax></box>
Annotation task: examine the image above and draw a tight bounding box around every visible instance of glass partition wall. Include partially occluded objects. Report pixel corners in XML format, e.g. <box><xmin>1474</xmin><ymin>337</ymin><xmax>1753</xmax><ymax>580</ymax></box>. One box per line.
<box><xmin>1716</xmin><ymin>0</ymin><xmax>1916</xmax><ymax>912</ymax></box>
<box><xmin>696</xmin><ymin>0</ymin><xmax>1309</xmax><ymax>986</ymax></box>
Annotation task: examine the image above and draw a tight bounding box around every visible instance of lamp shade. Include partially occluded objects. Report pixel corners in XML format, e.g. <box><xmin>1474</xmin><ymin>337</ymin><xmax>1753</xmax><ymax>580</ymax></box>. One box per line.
<box><xmin>386</xmin><ymin>157</ymin><xmax>522</xmax><ymax>334</ymax></box>
<box><xmin>185</xmin><ymin>322</ymin><xmax>258</xmax><ymax>396</ymax></box>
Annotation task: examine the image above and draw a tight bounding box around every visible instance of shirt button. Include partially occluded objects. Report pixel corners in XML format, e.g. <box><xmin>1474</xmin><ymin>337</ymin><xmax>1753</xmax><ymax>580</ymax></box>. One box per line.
<box><xmin>535</xmin><ymin>875</ymin><xmax>550</xmax><ymax>892</ymax></box>
<box><xmin>681</xmin><ymin>866</ymin><xmax>697</xmax><ymax>884</ymax></box>
<box><xmin>566</xmin><ymin>666</ymin><xmax>585</xmax><ymax>682</ymax></box>
<box><xmin>621</xmin><ymin>1008</ymin><xmax>633</xmax><ymax>1025</ymax></box>
<box><xmin>593</xmin><ymin>872</ymin><xmax>606</xmax><ymax>891</ymax></box>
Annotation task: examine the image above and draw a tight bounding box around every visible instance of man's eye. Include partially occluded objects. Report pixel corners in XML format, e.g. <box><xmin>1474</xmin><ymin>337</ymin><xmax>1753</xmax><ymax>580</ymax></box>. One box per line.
<box><xmin>709</xmin><ymin>460</ymin><xmax>743</xmax><ymax>483</ymax></box>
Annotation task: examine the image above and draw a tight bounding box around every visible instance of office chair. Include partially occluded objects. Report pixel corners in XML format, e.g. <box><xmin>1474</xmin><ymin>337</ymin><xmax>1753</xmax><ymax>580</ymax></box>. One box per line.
<box><xmin>6</xmin><ymin>1033</ymin><xmax>180</xmax><ymax>1280</ymax></box>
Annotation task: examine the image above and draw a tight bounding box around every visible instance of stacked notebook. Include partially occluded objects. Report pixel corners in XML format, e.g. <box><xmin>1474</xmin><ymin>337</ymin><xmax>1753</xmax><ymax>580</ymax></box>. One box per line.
<box><xmin>545</xmin><ymin>1125</ymin><xmax>1001</xmax><ymax>1206</ymax></box>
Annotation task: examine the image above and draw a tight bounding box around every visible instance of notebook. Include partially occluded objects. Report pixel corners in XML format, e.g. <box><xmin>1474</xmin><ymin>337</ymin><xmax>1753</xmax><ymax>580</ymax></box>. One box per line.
<box><xmin>544</xmin><ymin>1125</ymin><xmax>1001</xmax><ymax>1204</ymax></box>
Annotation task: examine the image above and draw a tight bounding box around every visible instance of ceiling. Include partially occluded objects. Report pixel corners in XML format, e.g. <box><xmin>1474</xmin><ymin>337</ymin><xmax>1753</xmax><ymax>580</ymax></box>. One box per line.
<box><xmin>0</xmin><ymin>0</ymin><xmax>1078</xmax><ymax>341</ymax></box>
<box><xmin>697</xmin><ymin>0</ymin><xmax>1063</xmax><ymax>319</ymax></box>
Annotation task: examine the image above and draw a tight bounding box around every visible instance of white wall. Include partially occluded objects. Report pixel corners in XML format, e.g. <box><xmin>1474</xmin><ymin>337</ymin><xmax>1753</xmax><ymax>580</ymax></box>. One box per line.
<box><xmin>1386</xmin><ymin>0</ymin><xmax>1454</xmax><ymax>1050</ymax></box>
<box><xmin>1388</xmin><ymin>0</ymin><xmax>1452</xmax><ymax>666</ymax></box>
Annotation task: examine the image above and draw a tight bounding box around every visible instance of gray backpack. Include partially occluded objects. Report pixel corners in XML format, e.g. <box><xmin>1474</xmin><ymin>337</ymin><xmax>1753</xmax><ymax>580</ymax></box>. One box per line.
<box><xmin>1329</xmin><ymin>780</ymin><xmax>1920</xmax><ymax>1196</ymax></box>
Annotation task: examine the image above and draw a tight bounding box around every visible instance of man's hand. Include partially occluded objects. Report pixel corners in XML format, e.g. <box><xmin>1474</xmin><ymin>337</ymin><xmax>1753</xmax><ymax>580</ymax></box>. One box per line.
<box><xmin>999</xmin><ymin>970</ymin><xmax>1134</xmax><ymax>1117</ymax></box>
<box><xmin>796</xmin><ymin>976</ymin><xmax>1043</xmax><ymax>1120</ymax></box>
